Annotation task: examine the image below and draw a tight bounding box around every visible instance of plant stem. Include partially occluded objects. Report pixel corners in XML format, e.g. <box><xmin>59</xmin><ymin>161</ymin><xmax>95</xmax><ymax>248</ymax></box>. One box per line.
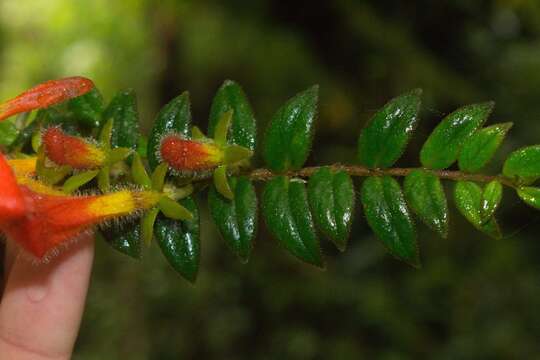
<box><xmin>246</xmin><ymin>165</ymin><xmax>516</xmax><ymax>187</ymax></box>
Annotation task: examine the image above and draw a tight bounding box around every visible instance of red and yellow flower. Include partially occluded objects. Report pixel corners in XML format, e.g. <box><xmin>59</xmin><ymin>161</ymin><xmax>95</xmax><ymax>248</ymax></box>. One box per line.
<box><xmin>42</xmin><ymin>127</ymin><xmax>106</xmax><ymax>169</ymax></box>
<box><xmin>0</xmin><ymin>153</ymin><xmax>160</xmax><ymax>259</ymax></box>
<box><xmin>159</xmin><ymin>134</ymin><xmax>224</xmax><ymax>175</ymax></box>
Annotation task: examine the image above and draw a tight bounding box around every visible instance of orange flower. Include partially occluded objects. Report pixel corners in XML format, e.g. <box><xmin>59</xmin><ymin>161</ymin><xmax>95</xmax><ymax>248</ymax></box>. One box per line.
<box><xmin>42</xmin><ymin>127</ymin><xmax>106</xmax><ymax>169</ymax></box>
<box><xmin>0</xmin><ymin>153</ymin><xmax>159</xmax><ymax>259</ymax></box>
<box><xmin>0</xmin><ymin>76</ymin><xmax>94</xmax><ymax>121</ymax></box>
<box><xmin>160</xmin><ymin>134</ymin><xmax>223</xmax><ymax>175</ymax></box>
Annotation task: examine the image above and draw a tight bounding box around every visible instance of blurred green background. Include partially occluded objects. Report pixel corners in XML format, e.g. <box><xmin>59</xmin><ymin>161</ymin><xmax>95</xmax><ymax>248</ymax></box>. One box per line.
<box><xmin>2</xmin><ymin>0</ymin><xmax>540</xmax><ymax>358</ymax></box>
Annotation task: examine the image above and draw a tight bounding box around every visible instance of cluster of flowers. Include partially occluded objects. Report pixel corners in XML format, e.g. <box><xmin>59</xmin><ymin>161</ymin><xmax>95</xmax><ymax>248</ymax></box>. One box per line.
<box><xmin>0</xmin><ymin>77</ymin><xmax>237</xmax><ymax>261</ymax></box>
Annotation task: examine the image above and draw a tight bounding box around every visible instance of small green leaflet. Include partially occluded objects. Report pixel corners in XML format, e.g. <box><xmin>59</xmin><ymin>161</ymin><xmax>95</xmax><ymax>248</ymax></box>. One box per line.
<box><xmin>361</xmin><ymin>176</ymin><xmax>420</xmax><ymax>267</ymax></box>
<box><xmin>103</xmin><ymin>89</ymin><xmax>140</xmax><ymax>151</ymax></box>
<box><xmin>454</xmin><ymin>181</ymin><xmax>501</xmax><ymax>239</ymax></box>
<box><xmin>154</xmin><ymin>197</ymin><xmax>200</xmax><ymax>283</ymax></box>
<box><xmin>307</xmin><ymin>167</ymin><xmax>355</xmax><ymax>251</ymax></box>
<box><xmin>503</xmin><ymin>145</ymin><xmax>540</xmax><ymax>185</ymax></box>
<box><xmin>263</xmin><ymin>86</ymin><xmax>318</xmax><ymax>172</ymax></box>
<box><xmin>209</xmin><ymin>176</ymin><xmax>258</xmax><ymax>263</ymax></box>
<box><xmin>403</xmin><ymin>170</ymin><xmax>448</xmax><ymax>238</ymax></box>
<box><xmin>262</xmin><ymin>176</ymin><xmax>323</xmax><ymax>267</ymax></box>
<box><xmin>517</xmin><ymin>186</ymin><xmax>540</xmax><ymax>210</ymax></box>
<box><xmin>458</xmin><ymin>122</ymin><xmax>512</xmax><ymax>173</ymax></box>
<box><xmin>208</xmin><ymin>80</ymin><xmax>257</xmax><ymax>151</ymax></box>
<box><xmin>357</xmin><ymin>89</ymin><xmax>421</xmax><ymax>168</ymax></box>
<box><xmin>420</xmin><ymin>102</ymin><xmax>494</xmax><ymax>169</ymax></box>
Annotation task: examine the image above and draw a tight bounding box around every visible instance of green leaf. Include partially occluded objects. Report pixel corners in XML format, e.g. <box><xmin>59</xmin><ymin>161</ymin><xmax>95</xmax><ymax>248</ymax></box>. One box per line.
<box><xmin>103</xmin><ymin>90</ymin><xmax>140</xmax><ymax>151</ymax></box>
<box><xmin>357</xmin><ymin>89</ymin><xmax>422</xmax><ymax>168</ymax></box>
<box><xmin>503</xmin><ymin>145</ymin><xmax>540</xmax><ymax>185</ymax></box>
<box><xmin>454</xmin><ymin>181</ymin><xmax>501</xmax><ymax>239</ymax></box>
<box><xmin>147</xmin><ymin>92</ymin><xmax>191</xmax><ymax>170</ymax></box>
<box><xmin>213</xmin><ymin>165</ymin><xmax>234</xmax><ymax>200</ymax></box>
<box><xmin>137</xmin><ymin>136</ymin><xmax>148</xmax><ymax>158</ymax></box>
<box><xmin>100</xmin><ymin>221</ymin><xmax>142</xmax><ymax>259</ymax></box>
<box><xmin>361</xmin><ymin>176</ymin><xmax>419</xmax><ymax>267</ymax></box>
<box><xmin>208</xmin><ymin>176</ymin><xmax>258</xmax><ymax>263</ymax></box>
<box><xmin>8</xmin><ymin>119</ymin><xmax>38</xmax><ymax>152</ymax></box>
<box><xmin>403</xmin><ymin>170</ymin><xmax>449</xmax><ymax>238</ymax></box>
<box><xmin>458</xmin><ymin>122</ymin><xmax>512</xmax><ymax>173</ymax></box>
<box><xmin>307</xmin><ymin>167</ymin><xmax>355</xmax><ymax>251</ymax></box>
<box><xmin>62</xmin><ymin>170</ymin><xmax>99</xmax><ymax>193</ymax></box>
<box><xmin>0</xmin><ymin>120</ymin><xmax>19</xmax><ymax>146</ymax></box>
<box><xmin>208</xmin><ymin>80</ymin><xmax>257</xmax><ymax>151</ymax></box>
<box><xmin>481</xmin><ymin>180</ymin><xmax>503</xmax><ymax>221</ymax></box>
<box><xmin>67</xmin><ymin>87</ymin><xmax>104</xmax><ymax>128</ymax></box>
<box><xmin>517</xmin><ymin>186</ymin><xmax>540</xmax><ymax>210</ymax></box>
<box><xmin>158</xmin><ymin>196</ymin><xmax>194</xmax><ymax>221</ymax></box>
<box><xmin>262</xmin><ymin>176</ymin><xmax>324</xmax><ymax>267</ymax></box>
<box><xmin>263</xmin><ymin>86</ymin><xmax>318</xmax><ymax>172</ymax></box>
<box><xmin>155</xmin><ymin>197</ymin><xmax>200</xmax><ymax>283</ymax></box>
<box><xmin>420</xmin><ymin>102</ymin><xmax>494</xmax><ymax>169</ymax></box>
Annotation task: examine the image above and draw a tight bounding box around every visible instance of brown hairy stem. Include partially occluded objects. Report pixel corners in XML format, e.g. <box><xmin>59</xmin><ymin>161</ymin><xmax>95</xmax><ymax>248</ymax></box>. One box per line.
<box><xmin>245</xmin><ymin>165</ymin><xmax>516</xmax><ymax>187</ymax></box>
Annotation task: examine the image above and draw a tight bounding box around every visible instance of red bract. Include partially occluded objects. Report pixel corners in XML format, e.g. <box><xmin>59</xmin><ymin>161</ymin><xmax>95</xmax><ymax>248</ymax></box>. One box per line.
<box><xmin>43</xmin><ymin>127</ymin><xmax>106</xmax><ymax>169</ymax></box>
<box><xmin>0</xmin><ymin>76</ymin><xmax>95</xmax><ymax>121</ymax></box>
<box><xmin>160</xmin><ymin>134</ymin><xmax>223</xmax><ymax>173</ymax></box>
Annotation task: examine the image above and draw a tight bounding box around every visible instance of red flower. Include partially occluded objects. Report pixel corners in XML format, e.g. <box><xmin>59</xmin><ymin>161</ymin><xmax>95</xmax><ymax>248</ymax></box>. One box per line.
<box><xmin>160</xmin><ymin>134</ymin><xmax>223</xmax><ymax>175</ymax></box>
<box><xmin>0</xmin><ymin>76</ymin><xmax>94</xmax><ymax>121</ymax></box>
<box><xmin>0</xmin><ymin>154</ymin><xmax>159</xmax><ymax>260</ymax></box>
<box><xmin>42</xmin><ymin>127</ymin><xmax>106</xmax><ymax>169</ymax></box>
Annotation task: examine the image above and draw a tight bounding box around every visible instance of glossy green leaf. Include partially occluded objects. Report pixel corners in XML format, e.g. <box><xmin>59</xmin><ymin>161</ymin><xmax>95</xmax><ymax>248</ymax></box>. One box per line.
<box><xmin>141</xmin><ymin>208</ymin><xmax>160</xmax><ymax>246</ymax></box>
<box><xmin>155</xmin><ymin>197</ymin><xmax>200</xmax><ymax>283</ymax></box>
<box><xmin>262</xmin><ymin>176</ymin><xmax>323</xmax><ymax>267</ymax></box>
<box><xmin>420</xmin><ymin>102</ymin><xmax>494</xmax><ymax>169</ymax></box>
<box><xmin>503</xmin><ymin>145</ymin><xmax>540</xmax><ymax>185</ymax></box>
<box><xmin>481</xmin><ymin>180</ymin><xmax>503</xmax><ymax>221</ymax></box>
<box><xmin>403</xmin><ymin>169</ymin><xmax>448</xmax><ymax>238</ymax></box>
<box><xmin>103</xmin><ymin>90</ymin><xmax>140</xmax><ymax>151</ymax></box>
<box><xmin>208</xmin><ymin>80</ymin><xmax>257</xmax><ymax>150</ymax></box>
<box><xmin>307</xmin><ymin>167</ymin><xmax>355</xmax><ymax>251</ymax></box>
<box><xmin>357</xmin><ymin>89</ymin><xmax>421</xmax><ymax>168</ymax></box>
<box><xmin>147</xmin><ymin>92</ymin><xmax>191</xmax><ymax>170</ymax></box>
<box><xmin>458</xmin><ymin>122</ymin><xmax>512</xmax><ymax>173</ymax></box>
<box><xmin>361</xmin><ymin>176</ymin><xmax>419</xmax><ymax>267</ymax></box>
<box><xmin>62</xmin><ymin>170</ymin><xmax>99</xmax><ymax>193</ymax></box>
<box><xmin>263</xmin><ymin>86</ymin><xmax>318</xmax><ymax>172</ymax></box>
<box><xmin>517</xmin><ymin>186</ymin><xmax>540</xmax><ymax>210</ymax></box>
<box><xmin>100</xmin><ymin>221</ymin><xmax>142</xmax><ymax>259</ymax></box>
<box><xmin>158</xmin><ymin>196</ymin><xmax>194</xmax><ymax>221</ymax></box>
<box><xmin>67</xmin><ymin>88</ymin><xmax>104</xmax><ymax>128</ymax></box>
<box><xmin>208</xmin><ymin>176</ymin><xmax>258</xmax><ymax>263</ymax></box>
<box><xmin>213</xmin><ymin>165</ymin><xmax>234</xmax><ymax>200</ymax></box>
<box><xmin>0</xmin><ymin>120</ymin><xmax>18</xmax><ymax>146</ymax></box>
<box><xmin>454</xmin><ymin>181</ymin><xmax>501</xmax><ymax>239</ymax></box>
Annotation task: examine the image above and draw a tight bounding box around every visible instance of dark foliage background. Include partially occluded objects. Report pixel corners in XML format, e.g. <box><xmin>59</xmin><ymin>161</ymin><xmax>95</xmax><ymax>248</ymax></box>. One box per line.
<box><xmin>2</xmin><ymin>0</ymin><xmax>540</xmax><ymax>358</ymax></box>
